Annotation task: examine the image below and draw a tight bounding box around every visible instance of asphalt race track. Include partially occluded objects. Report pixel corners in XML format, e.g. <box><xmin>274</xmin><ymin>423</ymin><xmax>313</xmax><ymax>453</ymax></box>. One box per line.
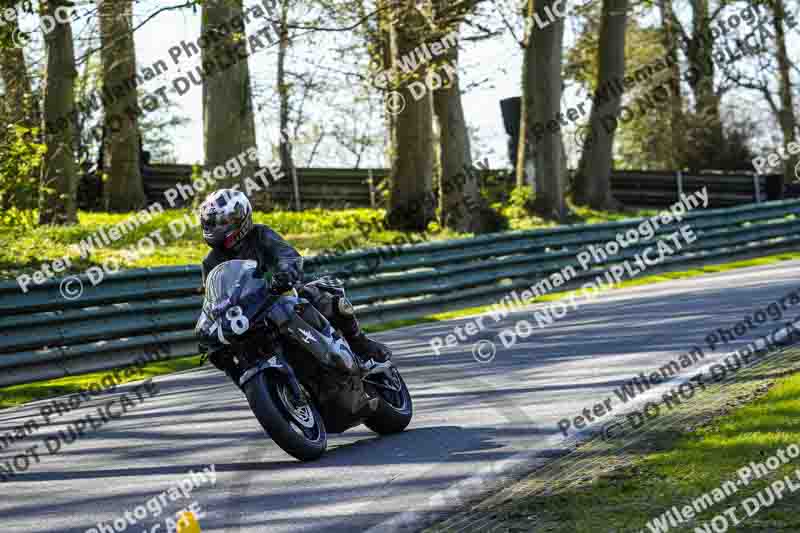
<box><xmin>2</xmin><ymin>260</ymin><xmax>799</xmax><ymax>533</ymax></box>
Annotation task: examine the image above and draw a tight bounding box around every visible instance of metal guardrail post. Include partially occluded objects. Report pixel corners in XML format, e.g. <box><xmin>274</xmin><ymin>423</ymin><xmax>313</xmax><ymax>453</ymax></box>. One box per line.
<box><xmin>291</xmin><ymin>164</ymin><xmax>302</xmax><ymax>211</ymax></box>
<box><xmin>368</xmin><ymin>169</ymin><xmax>376</xmax><ymax>208</ymax></box>
<box><xmin>753</xmin><ymin>172</ymin><xmax>762</xmax><ymax>203</ymax></box>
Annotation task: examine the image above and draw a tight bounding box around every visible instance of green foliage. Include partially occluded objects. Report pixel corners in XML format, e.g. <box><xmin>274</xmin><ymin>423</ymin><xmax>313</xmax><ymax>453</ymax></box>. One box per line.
<box><xmin>480</xmin><ymin>169</ymin><xmax>515</xmax><ymax>205</ymax></box>
<box><xmin>563</xmin><ymin>1</ymin><xmax>603</xmax><ymax>87</ymax></box>
<box><xmin>0</xmin><ymin>125</ymin><xmax>46</xmax><ymax>227</ymax></box>
<box><xmin>681</xmin><ymin>110</ymin><xmax>758</xmax><ymax>171</ymax></box>
<box><xmin>254</xmin><ymin>207</ymin><xmax>382</xmax><ymax>235</ymax></box>
<box><xmin>0</xmin><ymin>207</ymin><xmax>443</xmax><ymax>278</ymax></box>
<box><xmin>509</xmin><ymin>185</ymin><xmax>533</xmax><ymax>209</ymax></box>
<box><xmin>615</xmin><ymin>98</ymin><xmax>677</xmax><ymax>170</ymax></box>
<box><xmin>501</xmin><ymin>185</ymin><xmax>535</xmax><ymax>221</ymax></box>
<box><xmin>73</xmin><ymin>51</ymin><xmax>104</xmax><ymax>172</ymax></box>
<box><xmin>566</xmin><ymin>10</ymin><xmax>760</xmax><ymax>172</ymax></box>
<box><xmin>566</xmin><ymin>13</ymin><xmax>678</xmax><ymax>169</ymax></box>
<box><xmin>0</xmin><ymin>198</ymin><xmax>670</xmax><ymax>279</ymax></box>
<box><xmin>604</xmin><ymin>28</ymin><xmax>674</xmax><ymax>170</ymax></box>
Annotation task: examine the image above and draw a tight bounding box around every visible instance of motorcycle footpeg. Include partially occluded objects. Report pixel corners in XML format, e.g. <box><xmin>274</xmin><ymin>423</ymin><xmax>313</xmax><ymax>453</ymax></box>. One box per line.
<box><xmin>363</xmin><ymin>360</ymin><xmax>394</xmax><ymax>378</ymax></box>
<box><xmin>356</xmin><ymin>393</ymin><xmax>380</xmax><ymax>417</ymax></box>
<box><xmin>367</xmin><ymin>395</ymin><xmax>379</xmax><ymax>411</ymax></box>
<box><xmin>357</xmin><ymin>358</ymin><xmax>374</xmax><ymax>374</ymax></box>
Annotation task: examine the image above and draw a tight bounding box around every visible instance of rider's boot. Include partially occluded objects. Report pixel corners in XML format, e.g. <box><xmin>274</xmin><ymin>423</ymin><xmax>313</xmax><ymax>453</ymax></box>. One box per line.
<box><xmin>348</xmin><ymin>330</ymin><xmax>392</xmax><ymax>365</ymax></box>
<box><xmin>331</xmin><ymin>297</ymin><xmax>392</xmax><ymax>365</ymax></box>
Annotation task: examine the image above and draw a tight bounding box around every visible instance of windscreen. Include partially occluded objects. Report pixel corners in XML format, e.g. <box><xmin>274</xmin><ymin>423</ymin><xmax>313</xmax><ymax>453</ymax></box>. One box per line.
<box><xmin>202</xmin><ymin>259</ymin><xmax>272</xmax><ymax>320</ymax></box>
<box><xmin>197</xmin><ymin>259</ymin><xmax>276</xmax><ymax>345</ymax></box>
<box><xmin>205</xmin><ymin>259</ymin><xmax>259</xmax><ymax>307</ymax></box>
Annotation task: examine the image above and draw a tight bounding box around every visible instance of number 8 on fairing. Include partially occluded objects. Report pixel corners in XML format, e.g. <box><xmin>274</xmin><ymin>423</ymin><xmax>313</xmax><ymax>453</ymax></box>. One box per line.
<box><xmin>226</xmin><ymin>305</ymin><xmax>250</xmax><ymax>335</ymax></box>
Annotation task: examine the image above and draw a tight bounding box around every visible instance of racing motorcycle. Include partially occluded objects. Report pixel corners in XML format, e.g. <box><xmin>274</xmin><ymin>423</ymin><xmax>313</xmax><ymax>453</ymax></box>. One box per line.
<box><xmin>195</xmin><ymin>259</ymin><xmax>413</xmax><ymax>461</ymax></box>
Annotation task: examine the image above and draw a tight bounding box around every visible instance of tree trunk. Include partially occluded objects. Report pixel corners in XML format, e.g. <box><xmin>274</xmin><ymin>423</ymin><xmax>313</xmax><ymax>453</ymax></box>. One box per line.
<box><xmin>0</xmin><ymin>6</ymin><xmax>36</xmax><ymax>211</ymax></box>
<box><xmin>380</xmin><ymin>4</ymin><xmax>395</xmax><ymax>209</ymax></box>
<box><xmin>277</xmin><ymin>0</ymin><xmax>296</xmax><ymax>209</ymax></box>
<box><xmin>0</xmin><ymin>9</ymin><xmax>34</xmax><ymax>128</ymax></box>
<box><xmin>771</xmin><ymin>0</ymin><xmax>795</xmax><ymax>197</ymax></box>
<box><xmin>573</xmin><ymin>0</ymin><xmax>628</xmax><ymax>209</ymax></box>
<box><xmin>515</xmin><ymin>10</ymin><xmax>533</xmax><ymax>190</ymax></box>
<box><xmin>687</xmin><ymin>0</ymin><xmax>722</xmax><ymax>151</ymax></box>
<box><xmin>202</xmin><ymin>0</ymin><xmax>259</xmax><ymax>196</ymax></box>
<box><xmin>523</xmin><ymin>0</ymin><xmax>567</xmax><ymax>220</ymax></box>
<box><xmin>386</xmin><ymin>0</ymin><xmax>435</xmax><ymax>231</ymax></box>
<box><xmin>432</xmin><ymin>32</ymin><xmax>483</xmax><ymax>232</ymax></box>
<box><xmin>38</xmin><ymin>0</ymin><xmax>78</xmax><ymax>225</ymax></box>
<box><xmin>658</xmin><ymin>0</ymin><xmax>685</xmax><ymax>170</ymax></box>
<box><xmin>515</xmin><ymin>95</ymin><xmax>529</xmax><ymax>189</ymax></box>
<box><xmin>98</xmin><ymin>0</ymin><xmax>145</xmax><ymax>211</ymax></box>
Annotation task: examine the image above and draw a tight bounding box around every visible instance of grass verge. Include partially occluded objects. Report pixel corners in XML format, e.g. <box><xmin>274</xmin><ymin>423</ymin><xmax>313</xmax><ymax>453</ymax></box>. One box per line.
<box><xmin>425</xmin><ymin>345</ymin><xmax>800</xmax><ymax>533</ymax></box>
<box><xmin>1</xmin><ymin>208</ymin><xmax>445</xmax><ymax>279</ymax></box>
<box><xmin>0</xmin><ymin>203</ymin><xmax>654</xmax><ymax>280</ymax></box>
<box><xmin>0</xmin><ymin>356</ymin><xmax>203</xmax><ymax>410</ymax></box>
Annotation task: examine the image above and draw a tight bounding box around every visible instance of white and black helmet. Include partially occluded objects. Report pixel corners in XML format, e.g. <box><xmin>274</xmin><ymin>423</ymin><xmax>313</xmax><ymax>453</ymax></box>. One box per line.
<box><xmin>199</xmin><ymin>189</ymin><xmax>253</xmax><ymax>250</ymax></box>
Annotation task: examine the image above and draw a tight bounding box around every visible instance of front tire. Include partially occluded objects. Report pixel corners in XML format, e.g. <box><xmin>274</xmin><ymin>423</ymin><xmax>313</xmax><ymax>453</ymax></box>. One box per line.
<box><xmin>364</xmin><ymin>367</ymin><xmax>413</xmax><ymax>435</ymax></box>
<box><xmin>243</xmin><ymin>373</ymin><xmax>327</xmax><ymax>461</ymax></box>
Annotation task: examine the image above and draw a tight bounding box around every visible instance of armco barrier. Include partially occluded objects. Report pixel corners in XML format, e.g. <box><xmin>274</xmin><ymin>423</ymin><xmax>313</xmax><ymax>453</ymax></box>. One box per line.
<box><xmin>1</xmin><ymin>198</ymin><xmax>799</xmax><ymax>387</ymax></box>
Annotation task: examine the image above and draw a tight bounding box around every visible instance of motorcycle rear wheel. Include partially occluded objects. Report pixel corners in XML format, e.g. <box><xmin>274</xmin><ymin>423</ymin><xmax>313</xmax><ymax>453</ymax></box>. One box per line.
<box><xmin>244</xmin><ymin>372</ymin><xmax>327</xmax><ymax>461</ymax></box>
<box><xmin>364</xmin><ymin>367</ymin><xmax>413</xmax><ymax>435</ymax></box>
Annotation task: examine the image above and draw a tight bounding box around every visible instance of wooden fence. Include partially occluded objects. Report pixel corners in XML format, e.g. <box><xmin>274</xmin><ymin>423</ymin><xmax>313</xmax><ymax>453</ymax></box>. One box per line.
<box><xmin>77</xmin><ymin>166</ymin><xmax>785</xmax><ymax>210</ymax></box>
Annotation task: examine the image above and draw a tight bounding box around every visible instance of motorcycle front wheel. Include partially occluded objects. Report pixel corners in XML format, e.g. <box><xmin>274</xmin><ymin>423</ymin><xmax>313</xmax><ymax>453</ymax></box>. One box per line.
<box><xmin>243</xmin><ymin>372</ymin><xmax>327</xmax><ymax>461</ymax></box>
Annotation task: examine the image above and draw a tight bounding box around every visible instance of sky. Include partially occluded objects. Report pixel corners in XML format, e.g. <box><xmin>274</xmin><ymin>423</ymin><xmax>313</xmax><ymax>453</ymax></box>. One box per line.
<box><xmin>11</xmin><ymin>0</ymin><xmax>800</xmax><ymax>170</ymax></box>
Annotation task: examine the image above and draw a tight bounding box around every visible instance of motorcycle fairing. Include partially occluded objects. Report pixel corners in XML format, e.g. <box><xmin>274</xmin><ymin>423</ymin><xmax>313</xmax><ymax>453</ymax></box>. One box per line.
<box><xmin>196</xmin><ymin>259</ymin><xmax>374</xmax><ymax>432</ymax></box>
<box><xmin>266</xmin><ymin>298</ymin><xmax>373</xmax><ymax>428</ymax></box>
<box><xmin>196</xmin><ymin>259</ymin><xmax>275</xmax><ymax>350</ymax></box>
<box><xmin>266</xmin><ymin>297</ymin><xmax>360</xmax><ymax>376</ymax></box>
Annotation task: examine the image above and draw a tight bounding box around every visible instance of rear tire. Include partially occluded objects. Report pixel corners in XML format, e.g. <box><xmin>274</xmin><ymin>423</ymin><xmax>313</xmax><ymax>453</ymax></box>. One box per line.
<box><xmin>364</xmin><ymin>367</ymin><xmax>413</xmax><ymax>435</ymax></box>
<box><xmin>243</xmin><ymin>373</ymin><xmax>327</xmax><ymax>461</ymax></box>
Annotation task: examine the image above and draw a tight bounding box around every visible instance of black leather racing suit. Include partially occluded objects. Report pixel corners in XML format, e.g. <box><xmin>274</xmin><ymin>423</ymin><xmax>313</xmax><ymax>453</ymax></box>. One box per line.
<box><xmin>201</xmin><ymin>224</ymin><xmax>303</xmax><ymax>288</ymax></box>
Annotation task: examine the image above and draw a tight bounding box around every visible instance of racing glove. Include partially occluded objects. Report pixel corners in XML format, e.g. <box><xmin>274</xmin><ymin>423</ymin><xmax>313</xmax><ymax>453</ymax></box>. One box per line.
<box><xmin>271</xmin><ymin>265</ymin><xmax>300</xmax><ymax>294</ymax></box>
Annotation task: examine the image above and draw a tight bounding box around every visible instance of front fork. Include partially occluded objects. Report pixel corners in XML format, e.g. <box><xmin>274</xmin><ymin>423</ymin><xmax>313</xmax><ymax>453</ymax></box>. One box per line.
<box><xmin>238</xmin><ymin>353</ymin><xmax>305</xmax><ymax>403</ymax></box>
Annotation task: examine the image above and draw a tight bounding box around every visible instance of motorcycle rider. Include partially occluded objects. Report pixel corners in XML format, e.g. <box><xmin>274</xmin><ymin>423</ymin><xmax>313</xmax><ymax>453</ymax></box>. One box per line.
<box><xmin>198</xmin><ymin>189</ymin><xmax>391</xmax><ymax>384</ymax></box>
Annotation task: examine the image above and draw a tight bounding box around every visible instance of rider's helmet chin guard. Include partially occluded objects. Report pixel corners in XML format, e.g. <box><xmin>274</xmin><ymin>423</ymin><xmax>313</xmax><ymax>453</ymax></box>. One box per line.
<box><xmin>199</xmin><ymin>189</ymin><xmax>254</xmax><ymax>252</ymax></box>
